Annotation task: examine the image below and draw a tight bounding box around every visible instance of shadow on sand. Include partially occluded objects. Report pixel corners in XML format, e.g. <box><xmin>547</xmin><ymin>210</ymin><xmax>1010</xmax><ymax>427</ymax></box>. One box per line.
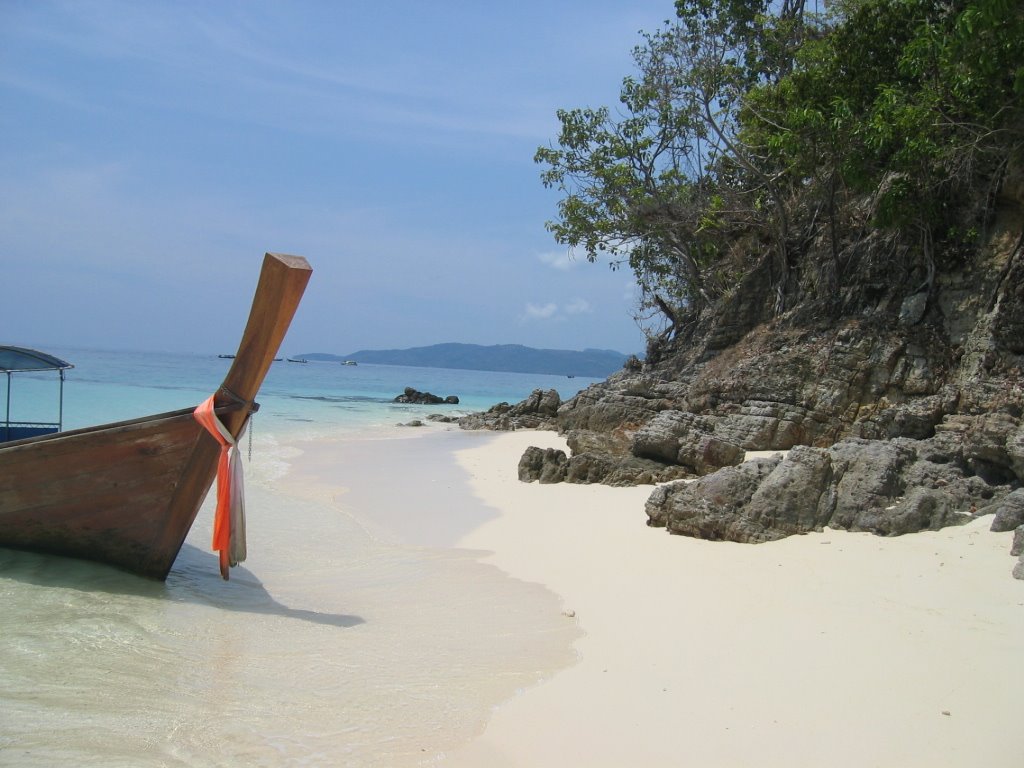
<box><xmin>0</xmin><ymin>544</ymin><xmax>365</xmax><ymax>629</ymax></box>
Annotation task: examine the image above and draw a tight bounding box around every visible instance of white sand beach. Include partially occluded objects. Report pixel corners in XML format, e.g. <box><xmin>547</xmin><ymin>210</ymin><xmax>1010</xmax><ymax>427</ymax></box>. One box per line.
<box><xmin>441</xmin><ymin>430</ymin><xmax>1024</xmax><ymax>768</ymax></box>
<box><xmin>255</xmin><ymin>424</ymin><xmax>1023</xmax><ymax>766</ymax></box>
<box><xmin>5</xmin><ymin>406</ymin><xmax>1018</xmax><ymax>768</ymax></box>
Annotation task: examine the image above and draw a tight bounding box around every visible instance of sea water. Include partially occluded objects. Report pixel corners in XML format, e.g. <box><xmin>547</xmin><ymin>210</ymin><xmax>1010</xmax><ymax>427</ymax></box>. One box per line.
<box><xmin>6</xmin><ymin>347</ymin><xmax>597</xmax><ymax>436</ymax></box>
<box><xmin>0</xmin><ymin>348</ymin><xmax>597</xmax><ymax>766</ymax></box>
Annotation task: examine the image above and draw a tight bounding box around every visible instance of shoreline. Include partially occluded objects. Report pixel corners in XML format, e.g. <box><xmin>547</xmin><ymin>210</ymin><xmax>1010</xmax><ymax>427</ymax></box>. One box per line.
<box><xmin>264</xmin><ymin>423</ymin><xmax>1024</xmax><ymax>766</ymax></box>
<box><xmin>441</xmin><ymin>429</ymin><xmax>1024</xmax><ymax>767</ymax></box>
<box><xmin>264</xmin><ymin>423</ymin><xmax>582</xmax><ymax>766</ymax></box>
<box><xmin>273</xmin><ymin>425</ymin><xmax>501</xmax><ymax>548</ymax></box>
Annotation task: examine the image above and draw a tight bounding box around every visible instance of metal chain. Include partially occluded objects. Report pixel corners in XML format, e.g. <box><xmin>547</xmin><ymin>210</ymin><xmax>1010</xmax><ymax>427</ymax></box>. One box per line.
<box><xmin>248</xmin><ymin>414</ymin><xmax>254</xmax><ymax>462</ymax></box>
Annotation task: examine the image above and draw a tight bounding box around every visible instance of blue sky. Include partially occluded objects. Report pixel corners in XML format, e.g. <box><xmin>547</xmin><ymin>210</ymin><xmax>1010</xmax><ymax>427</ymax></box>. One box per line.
<box><xmin>2</xmin><ymin>1</ymin><xmax>675</xmax><ymax>357</ymax></box>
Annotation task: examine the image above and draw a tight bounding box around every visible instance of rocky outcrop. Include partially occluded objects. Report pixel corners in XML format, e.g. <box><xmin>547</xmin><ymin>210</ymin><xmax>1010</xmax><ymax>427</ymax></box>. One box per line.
<box><xmin>646</xmin><ymin>434</ymin><xmax>1011</xmax><ymax>542</ymax></box>
<box><xmin>394</xmin><ymin>387</ymin><xmax>459</xmax><ymax>405</ymax></box>
<box><xmin>632</xmin><ymin>410</ymin><xmax>745</xmax><ymax>473</ymax></box>
<box><xmin>518</xmin><ymin>446</ymin><xmax>569</xmax><ymax>484</ymax></box>
<box><xmin>518</xmin><ymin>444</ymin><xmax>691</xmax><ymax>486</ymax></box>
<box><xmin>461</xmin><ymin>168</ymin><xmax>1024</xmax><ymax>576</ymax></box>
<box><xmin>458</xmin><ymin>388</ymin><xmax>562</xmax><ymax>431</ymax></box>
<box><xmin>990</xmin><ymin>489</ymin><xmax>1024</xmax><ymax>532</ymax></box>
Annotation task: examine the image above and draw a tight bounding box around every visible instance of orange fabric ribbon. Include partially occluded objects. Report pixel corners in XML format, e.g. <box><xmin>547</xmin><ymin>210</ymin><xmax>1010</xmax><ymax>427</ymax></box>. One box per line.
<box><xmin>193</xmin><ymin>395</ymin><xmax>247</xmax><ymax>580</ymax></box>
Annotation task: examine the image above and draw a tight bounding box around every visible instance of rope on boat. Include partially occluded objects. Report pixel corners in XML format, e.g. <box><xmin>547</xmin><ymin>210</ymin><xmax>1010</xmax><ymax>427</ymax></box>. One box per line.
<box><xmin>217</xmin><ymin>385</ymin><xmax>256</xmax><ymax>463</ymax></box>
<box><xmin>193</xmin><ymin>395</ymin><xmax>248</xmax><ymax>580</ymax></box>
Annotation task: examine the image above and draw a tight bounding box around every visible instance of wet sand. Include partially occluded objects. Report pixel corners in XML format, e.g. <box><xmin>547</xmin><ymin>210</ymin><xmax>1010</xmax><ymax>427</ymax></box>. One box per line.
<box><xmin>279</xmin><ymin>427</ymin><xmax>501</xmax><ymax>548</ymax></box>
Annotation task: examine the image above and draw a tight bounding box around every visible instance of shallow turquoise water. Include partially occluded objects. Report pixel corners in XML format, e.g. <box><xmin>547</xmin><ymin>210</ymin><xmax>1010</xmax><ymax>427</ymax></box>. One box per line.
<box><xmin>0</xmin><ymin>348</ymin><xmax>585</xmax><ymax>766</ymax></box>
<box><xmin>4</xmin><ymin>346</ymin><xmax>600</xmax><ymax>439</ymax></box>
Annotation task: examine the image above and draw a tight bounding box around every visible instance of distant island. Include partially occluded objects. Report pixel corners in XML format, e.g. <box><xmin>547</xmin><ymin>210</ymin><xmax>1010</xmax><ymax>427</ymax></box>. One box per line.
<box><xmin>300</xmin><ymin>343</ymin><xmax>630</xmax><ymax>377</ymax></box>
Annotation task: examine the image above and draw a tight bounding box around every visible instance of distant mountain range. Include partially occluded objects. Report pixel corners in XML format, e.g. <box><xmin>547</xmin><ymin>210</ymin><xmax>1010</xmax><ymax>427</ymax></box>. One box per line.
<box><xmin>301</xmin><ymin>343</ymin><xmax>630</xmax><ymax>377</ymax></box>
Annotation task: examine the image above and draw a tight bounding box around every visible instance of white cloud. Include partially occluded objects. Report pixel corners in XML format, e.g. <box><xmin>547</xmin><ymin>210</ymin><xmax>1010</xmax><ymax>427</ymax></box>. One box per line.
<box><xmin>565</xmin><ymin>298</ymin><xmax>591</xmax><ymax>315</ymax></box>
<box><xmin>523</xmin><ymin>302</ymin><xmax>559</xmax><ymax>320</ymax></box>
<box><xmin>536</xmin><ymin>250</ymin><xmax>578</xmax><ymax>271</ymax></box>
<box><xmin>520</xmin><ymin>297</ymin><xmax>592</xmax><ymax>325</ymax></box>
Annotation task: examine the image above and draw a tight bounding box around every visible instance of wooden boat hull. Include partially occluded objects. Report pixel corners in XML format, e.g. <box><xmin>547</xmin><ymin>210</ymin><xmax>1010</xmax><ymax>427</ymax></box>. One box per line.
<box><xmin>0</xmin><ymin>407</ymin><xmax>234</xmax><ymax>577</ymax></box>
<box><xmin>0</xmin><ymin>253</ymin><xmax>312</xmax><ymax>580</ymax></box>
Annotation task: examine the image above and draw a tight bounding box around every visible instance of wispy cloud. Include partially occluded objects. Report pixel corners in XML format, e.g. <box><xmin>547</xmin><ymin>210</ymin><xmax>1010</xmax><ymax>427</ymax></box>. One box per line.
<box><xmin>523</xmin><ymin>302</ymin><xmax>559</xmax><ymax>320</ymax></box>
<box><xmin>565</xmin><ymin>298</ymin><xmax>592</xmax><ymax>315</ymax></box>
<box><xmin>536</xmin><ymin>250</ymin><xmax>580</xmax><ymax>271</ymax></box>
<box><xmin>0</xmin><ymin>70</ymin><xmax>99</xmax><ymax>113</ymax></box>
<box><xmin>2</xmin><ymin>0</ymin><xmax>666</xmax><ymax>356</ymax></box>
<box><xmin>520</xmin><ymin>297</ymin><xmax>592</xmax><ymax>324</ymax></box>
<box><xmin>2</xmin><ymin>3</ymin><xmax>529</xmax><ymax>145</ymax></box>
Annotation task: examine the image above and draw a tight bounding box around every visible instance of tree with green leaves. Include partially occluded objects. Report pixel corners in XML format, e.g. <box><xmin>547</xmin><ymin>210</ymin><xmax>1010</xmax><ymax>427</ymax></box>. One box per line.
<box><xmin>537</xmin><ymin>0</ymin><xmax>1023</xmax><ymax>340</ymax></box>
<box><xmin>742</xmin><ymin>0</ymin><xmax>1023</xmax><ymax>301</ymax></box>
<box><xmin>536</xmin><ymin>0</ymin><xmax>813</xmax><ymax>337</ymax></box>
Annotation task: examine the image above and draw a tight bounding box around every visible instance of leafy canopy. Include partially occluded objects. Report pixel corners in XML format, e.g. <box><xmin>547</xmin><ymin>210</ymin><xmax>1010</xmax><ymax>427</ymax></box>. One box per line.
<box><xmin>536</xmin><ymin>0</ymin><xmax>1023</xmax><ymax>337</ymax></box>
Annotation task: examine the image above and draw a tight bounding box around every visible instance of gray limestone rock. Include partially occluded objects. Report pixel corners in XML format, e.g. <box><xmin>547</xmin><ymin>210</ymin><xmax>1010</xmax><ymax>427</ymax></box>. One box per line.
<box><xmin>631</xmin><ymin>410</ymin><xmax>744</xmax><ymax>472</ymax></box>
<box><xmin>460</xmin><ymin>388</ymin><xmax>562</xmax><ymax>431</ymax></box>
<box><xmin>990</xmin><ymin>489</ymin><xmax>1024</xmax><ymax>532</ymax></box>
<box><xmin>1008</xmin><ymin>424</ymin><xmax>1024</xmax><ymax>483</ymax></box>
<box><xmin>899</xmin><ymin>292</ymin><xmax>929</xmax><ymax>326</ymax></box>
<box><xmin>518</xmin><ymin>446</ymin><xmax>568</xmax><ymax>483</ymax></box>
<box><xmin>743</xmin><ymin>446</ymin><xmax>834</xmax><ymax>535</ymax></box>
<box><xmin>874</xmin><ymin>487</ymin><xmax>971</xmax><ymax>535</ymax></box>
<box><xmin>1011</xmin><ymin>525</ymin><xmax>1024</xmax><ymax>557</ymax></box>
<box><xmin>649</xmin><ymin>456</ymin><xmax>782</xmax><ymax>540</ymax></box>
<box><xmin>824</xmin><ymin>439</ymin><xmax>917</xmax><ymax>532</ymax></box>
<box><xmin>646</xmin><ymin>435</ymin><xmax>1003</xmax><ymax>542</ymax></box>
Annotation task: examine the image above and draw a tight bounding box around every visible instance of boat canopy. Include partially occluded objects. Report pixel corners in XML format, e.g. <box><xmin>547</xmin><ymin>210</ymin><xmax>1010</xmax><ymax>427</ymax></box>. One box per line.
<box><xmin>0</xmin><ymin>346</ymin><xmax>74</xmax><ymax>373</ymax></box>
<box><xmin>1</xmin><ymin>346</ymin><xmax>74</xmax><ymax>442</ymax></box>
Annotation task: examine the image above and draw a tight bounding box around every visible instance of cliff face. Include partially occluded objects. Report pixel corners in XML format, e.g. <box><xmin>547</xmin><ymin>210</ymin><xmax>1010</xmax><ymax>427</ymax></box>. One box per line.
<box><xmin>464</xmin><ymin>167</ymin><xmax>1024</xmax><ymax>574</ymax></box>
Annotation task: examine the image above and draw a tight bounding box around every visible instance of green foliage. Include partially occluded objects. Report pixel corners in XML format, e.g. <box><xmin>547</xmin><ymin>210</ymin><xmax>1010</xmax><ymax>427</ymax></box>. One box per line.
<box><xmin>537</xmin><ymin>0</ymin><xmax>1024</xmax><ymax>335</ymax></box>
<box><xmin>746</xmin><ymin>0</ymin><xmax>1024</xmax><ymax>228</ymax></box>
<box><xmin>535</xmin><ymin>0</ymin><xmax>809</xmax><ymax>328</ymax></box>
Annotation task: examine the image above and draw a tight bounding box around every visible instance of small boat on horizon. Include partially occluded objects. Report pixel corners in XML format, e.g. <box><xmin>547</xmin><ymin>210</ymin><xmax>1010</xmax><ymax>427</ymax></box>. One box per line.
<box><xmin>342</xmin><ymin>360</ymin><xmax>358</xmax><ymax>366</ymax></box>
<box><xmin>287</xmin><ymin>357</ymin><xmax>309</xmax><ymax>364</ymax></box>
<box><xmin>0</xmin><ymin>252</ymin><xmax>312</xmax><ymax>581</ymax></box>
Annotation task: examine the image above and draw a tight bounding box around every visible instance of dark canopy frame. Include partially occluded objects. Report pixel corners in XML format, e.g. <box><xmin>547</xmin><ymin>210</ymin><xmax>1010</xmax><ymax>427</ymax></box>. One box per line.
<box><xmin>0</xmin><ymin>346</ymin><xmax>74</xmax><ymax>442</ymax></box>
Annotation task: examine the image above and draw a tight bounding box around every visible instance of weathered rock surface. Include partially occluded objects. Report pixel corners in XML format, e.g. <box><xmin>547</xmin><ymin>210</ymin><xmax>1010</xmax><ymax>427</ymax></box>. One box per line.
<box><xmin>647</xmin><ymin>436</ymin><xmax>1001</xmax><ymax>541</ymax></box>
<box><xmin>645</xmin><ymin>456</ymin><xmax>782</xmax><ymax>539</ymax></box>
<box><xmin>518</xmin><ymin>443</ymin><xmax>691</xmax><ymax>486</ymax></box>
<box><xmin>990</xmin><ymin>489</ymin><xmax>1024</xmax><ymax>532</ymax></box>
<box><xmin>460</xmin><ymin>168</ymin><xmax>1024</xmax><ymax>575</ymax></box>
<box><xmin>394</xmin><ymin>387</ymin><xmax>459</xmax><ymax>405</ymax></box>
<box><xmin>1012</xmin><ymin>525</ymin><xmax>1024</xmax><ymax>557</ymax></box>
<box><xmin>459</xmin><ymin>388</ymin><xmax>562</xmax><ymax>431</ymax></box>
<box><xmin>518</xmin><ymin>446</ymin><xmax>568</xmax><ymax>484</ymax></box>
<box><xmin>632</xmin><ymin>410</ymin><xmax>745</xmax><ymax>473</ymax></box>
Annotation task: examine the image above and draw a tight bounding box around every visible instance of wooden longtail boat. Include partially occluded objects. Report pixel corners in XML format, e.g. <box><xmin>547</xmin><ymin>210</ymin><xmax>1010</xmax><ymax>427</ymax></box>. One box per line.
<box><xmin>0</xmin><ymin>252</ymin><xmax>312</xmax><ymax>580</ymax></box>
